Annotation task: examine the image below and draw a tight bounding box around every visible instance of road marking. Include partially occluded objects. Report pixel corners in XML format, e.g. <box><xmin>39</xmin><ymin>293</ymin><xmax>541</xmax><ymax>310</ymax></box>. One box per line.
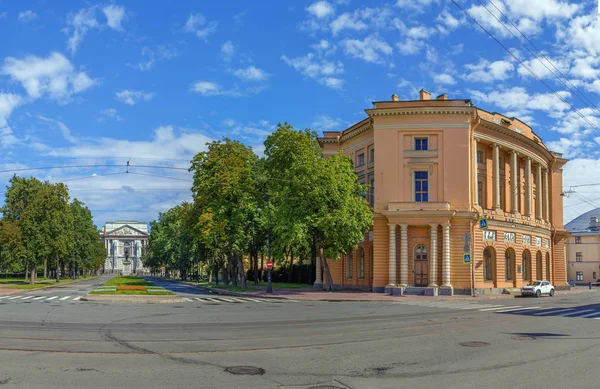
<box><xmin>72</xmin><ymin>296</ymin><xmax>81</xmax><ymax>301</ymax></box>
<box><xmin>59</xmin><ymin>296</ymin><xmax>70</xmax><ymax>300</ymax></box>
<box><xmin>46</xmin><ymin>296</ymin><xmax>58</xmax><ymax>301</ymax></box>
<box><xmin>21</xmin><ymin>296</ymin><xmax>34</xmax><ymax>300</ymax></box>
<box><xmin>560</xmin><ymin>309</ymin><xmax>596</xmax><ymax>317</ymax></box>
<box><xmin>236</xmin><ymin>297</ymin><xmax>265</xmax><ymax>303</ymax></box>
<box><xmin>579</xmin><ymin>311</ymin><xmax>600</xmax><ymax>318</ymax></box>
<box><xmin>458</xmin><ymin>304</ymin><xmax>495</xmax><ymax>310</ymax></box>
<box><xmin>479</xmin><ymin>305</ymin><xmax>521</xmax><ymax>311</ymax></box>
<box><xmin>182</xmin><ymin>298</ymin><xmax>192</xmax><ymax>302</ymax></box>
<box><xmin>496</xmin><ymin>306</ymin><xmax>540</xmax><ymax>313</ymax></box>
<box><xmin>0</xmin><ymin>296</ymin><xmax>11</xmax><ymax>300</ymax></box>
<box><xmin>531</xmin><ymin>308</ymin><xmax>575</xmax><ymax>316</ymax></box>
<box><xmin>204</xmin><ymin>298</ymin><xmax>222</xmax><ymax>303</ymax></box>
<box><xmin>32</xmin><ymin>296</ymin><xmax>45</xmax><ymax>300</ymax></box>
<box><xmin>215</xmin><ymin>297</ymin><xmax>236</xmax><ymax>303</ymax></box>
<box><xmin>8</xmin><ymin>296</ymin><xmax>21</xmax><ymax>300</ymax></box>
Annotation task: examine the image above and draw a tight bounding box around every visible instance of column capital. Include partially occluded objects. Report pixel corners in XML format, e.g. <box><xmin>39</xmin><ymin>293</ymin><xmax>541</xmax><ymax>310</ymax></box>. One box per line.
<box><xmin>387</xmin><ymin>223</ymin><xmax>397</xmax><ymax>230</ymax></box>
<box><xmin>429</xmin><ymin>223</ymin><xmax>439</xmax><ymax>229</ymax></box>
<box><xmin>399</xmin><ymin>223</ymin><xmax>408</xmax><ymax>229</ymax></box>
<box><xmin>442</xmin><ymin>222</ymin><xmax>451</xmax><ymax>229</ymax></box>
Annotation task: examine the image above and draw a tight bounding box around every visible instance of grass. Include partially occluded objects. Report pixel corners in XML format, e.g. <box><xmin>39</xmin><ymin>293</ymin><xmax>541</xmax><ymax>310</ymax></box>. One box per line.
<box><xmin>181</xmin><ymin>279</ymin><xmax>310</xmax><ymax>291</ymax></box>
<box><xmin>91</xmin><ymin>275</ymin><xmax>175</xmax><ymax>295</ymax></box>
<box><xmin>1</xmin><ymin>276</ymin><xmax>96</xmax><ymax>289</ymax></box>
<box><xmin>253</xmin><ymin>282</ymin><xmax>311</xmax><ymax>289</ymax></box>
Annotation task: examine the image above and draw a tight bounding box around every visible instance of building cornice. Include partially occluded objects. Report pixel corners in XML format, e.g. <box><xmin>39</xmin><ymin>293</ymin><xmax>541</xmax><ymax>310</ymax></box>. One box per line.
<box><xmin>486</xmin><ymin>219</ymin><xmax>551</xmax><ymax>236</ymax></box>
<box><xmin>339</xmin><ymin>121</ymin><xmax>372</xmax><ymax>143</ymax></box>
<box><xmin>365</xmin><ymin>106</ymin><xmax>475</xmax><ymax>118</ymax></box>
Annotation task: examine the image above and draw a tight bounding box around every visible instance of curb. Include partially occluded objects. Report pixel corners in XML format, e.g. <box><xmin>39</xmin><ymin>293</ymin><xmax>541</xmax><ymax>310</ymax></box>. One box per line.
<box><xmin>81</xmin><ymin>295</ymin><xmax>185</xmax><ymax>304</ymax></box>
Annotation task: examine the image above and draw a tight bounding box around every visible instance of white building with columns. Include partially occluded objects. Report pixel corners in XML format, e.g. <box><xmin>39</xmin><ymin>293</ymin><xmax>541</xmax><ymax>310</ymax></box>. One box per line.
<box><xmin>101</xmin><ymin>221</ymin><xmax>149</xmax><ymax>275</ymax></box>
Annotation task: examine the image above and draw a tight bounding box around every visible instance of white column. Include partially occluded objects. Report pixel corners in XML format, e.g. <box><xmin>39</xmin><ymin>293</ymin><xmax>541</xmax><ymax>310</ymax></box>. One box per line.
<box><xmin>442</xmin><ymin>222</ymin><xmax>452</xmax><ymax>287</ymax></box>
<box><xmin>536</xmin><ymin>163</ymin><xmax>543</xmax><ymax>219</ymax></box>
<box><xmin>493</xmin><ymin>144</ymin><xmax>501</xmax><ymax>209</ymax></box>
<box><xmin>314</xmin><ymin>249</ymin><xmax>323</xmax><ymax>286</ymax></box>
<box><xmin>387</xmin><ymin>224</ymin><xmax>397</xmax><ymax>287</ymax></box>
<box><xmin>473</xmin><ymin>139</ymin><xmax>478</xmax><ymax>206</ymax></box>
<box><xmin>510</xmin><ymin>150</ymin><xmax>519</xmax><ymax>214</ymax></box>
<box><xmin>544</xmin><ymin>168</ymin><xmax>550</xmax><ymax>223</ymax></box>
<box><xmin>429</xmin><ymin>224</ymin><xmax>438</xmax><ymax>287</ymax></box>
<box><xmin>400</xmin><ymin>224</ymin><xmax>409</xmax><ymax>286</ymax></box>
<box><xmin>525</xmin><ymin>157</ymin><xmax>532</xmax><ymax>216</ymax></box>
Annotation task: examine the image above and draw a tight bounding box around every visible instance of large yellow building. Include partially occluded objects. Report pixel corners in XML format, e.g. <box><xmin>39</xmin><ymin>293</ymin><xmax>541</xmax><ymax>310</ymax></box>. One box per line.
<box><xmin>566</xmin><ymin>210</ymin><xmax>600</xmax><ymax>284</ymax></box>
<box><xmin>317</xmin><ymin>90</ymin><xmax>569</xmax><ymax>295</ymax></box>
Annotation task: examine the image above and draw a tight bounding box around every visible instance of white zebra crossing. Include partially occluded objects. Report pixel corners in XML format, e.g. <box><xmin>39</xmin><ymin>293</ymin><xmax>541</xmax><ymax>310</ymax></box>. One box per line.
<box><xmin>0</xmin><ymin>295</ymin><xmax>84</xmax><ymax>303</ymax></box>
<box><xmin>190</xmin><ymin>296</ymin><xmax>290</xmax><ymax>304</ymax></box>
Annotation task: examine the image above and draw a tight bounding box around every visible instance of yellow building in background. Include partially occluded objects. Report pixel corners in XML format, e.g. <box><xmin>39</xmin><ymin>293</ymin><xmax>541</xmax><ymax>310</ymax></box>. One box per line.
<box><xmin>317</xmin><ymin>90</ymin><xmax>569</xmax><ymax>295</ymax></box>
<box><xmin>566</xmin><ymin>211</ymin><xmax>600</xmax><ymax>284</ymax></box>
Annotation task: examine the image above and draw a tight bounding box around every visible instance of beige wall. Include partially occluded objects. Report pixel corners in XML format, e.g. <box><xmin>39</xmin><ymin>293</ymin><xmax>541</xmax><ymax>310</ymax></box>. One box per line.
<box><xmin>566</xmin><ymin>234</ymin><xmax>600</xmax><ymax>282</ymax></box>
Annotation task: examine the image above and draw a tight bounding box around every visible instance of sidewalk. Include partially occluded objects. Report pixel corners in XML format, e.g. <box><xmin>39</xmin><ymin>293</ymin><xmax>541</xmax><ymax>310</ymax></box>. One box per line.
<box><xmin>202</xmin><ymin>284</ymin><xmax>599</xmax><ymax>302</ymax></box>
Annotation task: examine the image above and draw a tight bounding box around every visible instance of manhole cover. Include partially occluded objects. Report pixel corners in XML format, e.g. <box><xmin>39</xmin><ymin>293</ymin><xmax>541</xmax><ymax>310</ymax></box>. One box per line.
<box><xmin>459</xmin><ymin>341</ymin><xmax>490</xmax><ymax>347</ymax></box>
<box><xmin>224</xmin><ymin>366</ymin><xmax>265</xmax><ymax>375</ymax></box>
<box><xmin>511</xmin><ymin>335</ymin><xmax>536</xmax><ymax>340</ymax></box>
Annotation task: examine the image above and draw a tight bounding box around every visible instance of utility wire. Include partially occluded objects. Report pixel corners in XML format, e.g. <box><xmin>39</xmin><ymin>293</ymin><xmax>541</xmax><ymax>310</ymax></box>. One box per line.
<box><xmin>451</xmin><ymin>0</ymin><xmax>600</xmax><ymax>136</ymax></box>
<box><xmin>127</xmin><ymin>171</ymin><xmax>193</xmax><ymax>182</ymax></box>
<box><xmin>484</xmin><ymin>0</ymin><xmax>600</xmax><ymax>116</ymax></box>
<box><xmin>60</xmin><ymin>172</ymin><xmax>129</xmax><ymax>182</ymax></box>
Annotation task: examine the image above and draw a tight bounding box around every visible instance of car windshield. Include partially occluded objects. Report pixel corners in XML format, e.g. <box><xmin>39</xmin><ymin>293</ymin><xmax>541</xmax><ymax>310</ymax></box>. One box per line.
<box><xmin>529</xmin><ymin>282</ymin><xmax>542</xmax><ymax>286</ymax></box>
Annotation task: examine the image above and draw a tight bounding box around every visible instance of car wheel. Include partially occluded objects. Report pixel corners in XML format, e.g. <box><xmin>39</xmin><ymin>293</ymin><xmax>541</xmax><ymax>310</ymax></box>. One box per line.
<box><xmin>536</xmin><ymin>290</ymin><xmax>541</xmax><ymax>298</ymax></box>
<box><xmin>549</xmin><ymin>289</ymin><xmax>554</xmax><ymax>297</ymax></box>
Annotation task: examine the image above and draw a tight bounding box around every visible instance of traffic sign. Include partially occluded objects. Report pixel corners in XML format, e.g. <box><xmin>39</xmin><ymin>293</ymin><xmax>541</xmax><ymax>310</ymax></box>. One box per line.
<box><xmin>463</xmin><ymin>243</ymin><xmax>470</xmax><ymax>253</ymax></box>
<box><xmin>266</xmin><ymin>261</ymin><xmax>273</xmax><ymax>269</ymax></box>
<box><xmin>463</xmin><ymin>253</ymin><xmax>471</xmax><ymax>264</ymax></box>
<box><xmin>462</xmin><ymin>233</ymin><xmax>471</xmax><ymax>243</ymax></box>
<box><xmin>479</xmin><ymin>217</ymin><xmax>488</xmax><ymax>229</ymax></box>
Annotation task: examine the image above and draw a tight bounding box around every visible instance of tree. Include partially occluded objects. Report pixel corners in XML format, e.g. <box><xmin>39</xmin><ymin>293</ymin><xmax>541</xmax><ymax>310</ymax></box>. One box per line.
<box><xmin>189</xmin><ymin>138</ymin><xmax>258</xmax><ymax>289</ymax></box>
<box><xmin>70</xmin><ymin>199</ymin><xmax>105</xmax><ymax>277</ymax></box>
<box><xmin>0</xmin><ymin>219</ymin><xmax>25</xmax><ymax>273</ymax></box>
<box><xmin>264</xmin><ymin>123</ymin><xmax>373</xmax><ymax>290</ymax></box>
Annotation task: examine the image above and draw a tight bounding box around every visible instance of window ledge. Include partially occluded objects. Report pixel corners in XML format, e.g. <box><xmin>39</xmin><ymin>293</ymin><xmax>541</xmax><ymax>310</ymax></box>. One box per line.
<box><xmin>405</xmin><ymin>150</ymin><xmax>438</xmax><ymax>158</ymax></box>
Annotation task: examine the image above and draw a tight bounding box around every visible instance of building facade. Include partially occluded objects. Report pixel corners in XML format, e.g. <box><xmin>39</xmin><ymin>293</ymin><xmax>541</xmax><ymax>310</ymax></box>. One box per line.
<box><xmin>317</xmin><ymin>90</ymin><xmax>569</xmax><ymax>295</ymax></box>
<box><xmin>101</xmin><ymin>221</ymin><xmax>149</xmax><ymax>275</ymax></box>
<box><xmin>566</xmin><ymin>210</ymin><xmax>600</xmax><ymax>284</ymax></box>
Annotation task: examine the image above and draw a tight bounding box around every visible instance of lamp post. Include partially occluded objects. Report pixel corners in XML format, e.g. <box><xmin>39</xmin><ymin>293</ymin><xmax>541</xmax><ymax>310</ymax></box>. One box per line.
<box><xmin>258</xmin><ymin>205</ymin><xmax>273</xmax><ymax>294</ymax></box>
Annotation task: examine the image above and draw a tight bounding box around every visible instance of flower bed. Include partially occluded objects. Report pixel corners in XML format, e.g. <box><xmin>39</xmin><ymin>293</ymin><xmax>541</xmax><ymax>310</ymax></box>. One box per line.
<box><xmin>117</xmin><ymin>285</ymin><xmax>146</xmax><ymax>291</ymax></box>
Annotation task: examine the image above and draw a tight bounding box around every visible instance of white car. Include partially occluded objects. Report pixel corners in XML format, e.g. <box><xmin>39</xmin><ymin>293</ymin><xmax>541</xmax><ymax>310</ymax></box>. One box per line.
<box><xmin>521</xmin><ymin>280</ymin><xmax>555</xmax><ymax>297</ymax></box>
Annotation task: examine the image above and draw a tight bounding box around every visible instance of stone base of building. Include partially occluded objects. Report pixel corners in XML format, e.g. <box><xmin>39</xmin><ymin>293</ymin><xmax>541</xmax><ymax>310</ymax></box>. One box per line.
<box><xmin>439</xmin><ymin>286</ymin><xmax>454</xmax><ymax>296</ymax></box>
<box><xmin>373</xmin><ymin>286</ymin><xmax>385</xmax><ymax>293</ymax></box>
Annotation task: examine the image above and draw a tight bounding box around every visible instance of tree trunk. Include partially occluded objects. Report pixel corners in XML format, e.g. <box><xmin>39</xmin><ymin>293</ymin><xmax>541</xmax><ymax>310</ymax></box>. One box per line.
<box><xmin>30</xmin><ymin>264</ymin><xmax>36</xmax><ymax>284</ymax></box>
<box><xmin>288</xmin><ymin>249</ymin><xmax>294</xmax><ymax>283</ymax></box>
<box><xmin>25</xmin><ymin>263</ymin><xmax>29</xmax><ymax>282</ymax></box>
<box><xmin>56</xmin><ymin>254</ymin><xmax>60</xmax><ymax>282</ymax></box>
<box><xmin>231</xmin><ymin>256</ymin><xmax>237</xmax><ymax>286</ymax></box>
<box><xmin>260</xmin><ymin>252</ymin><xmax>264</xmax><ymax>281</ymax></box>
<box><xmin>253</xmin><ymin>251</ymin><xmax>259</xmax><ymax>285</ymax></box>
<box><xmin>44</xmin><ymin>258</ymin><xmax>47</xmax><ymax>279</ymax></box>
<box><xmin>320</xmin><ymin>248</ymin><xmax>334</xmax><ymax>291</ymax></box>
<box><xmin>238</xmin><ymin>254</ymin><xmax>247</xmax><ymax>289</ymax></box>
<box><xmin>222</xmin><ymin>264</ymin><xmax>229</xmax><ymax>285</ymax></box>
<box><xmin>309</xmin><ymin>233</ymin><xmax>317</xmax><ymax>284</ymax></box>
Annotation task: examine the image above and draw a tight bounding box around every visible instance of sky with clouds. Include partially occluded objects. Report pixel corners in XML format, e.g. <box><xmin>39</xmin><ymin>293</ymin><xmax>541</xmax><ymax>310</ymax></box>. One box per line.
<box><xmin>0</xmin><ymin>0</ymin><xmax>599</xmax><ymax>227</ymax></box>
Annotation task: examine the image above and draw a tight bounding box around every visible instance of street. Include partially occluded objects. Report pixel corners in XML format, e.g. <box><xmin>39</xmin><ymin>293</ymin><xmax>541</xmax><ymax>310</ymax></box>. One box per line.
<box><xmin>1</xmin><ymin>277</ymin><xmax>599</xmax><ymax>388</ymax></box>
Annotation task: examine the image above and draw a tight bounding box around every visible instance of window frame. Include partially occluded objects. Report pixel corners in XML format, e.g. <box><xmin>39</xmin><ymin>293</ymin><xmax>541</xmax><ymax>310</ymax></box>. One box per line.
<box><xmin>356</xmin><ymin>152</ymin><xmax>365</xmax><ymax>167</ymax></box>
<box><xmin>346</xmin><ymin>251</ymin><xmax>353</xmax><ymax>279</ymax></box>
<box><xmin>576</xmin><ymin>252</ymin><xmax>583</xmax><ymax>262</ymax></box>
<box><xmin>358</xmin><ymin>248</ymin><xmax>364</xmax><ymax>279</ymax></box>
<box><xmin>369</xmin><ymin>245</ymin><xmax>374</xmax><ymax>280</ymax></box>
<box><xmin>575</xmin><ymin>236</ymin><xmax>582</xmax><ymax>244</ymax></box>
<box><xmin>476</xmin><ymin>149</ymin><xmax>485</xmax><ymax>164</ymax></box>
<box><xmin>505</xmin><ymin>250</ymin><xmax>514</xmax><ymax>281</ymax></box>
<box><xmin>368</xmin><ymin>145</ymin><xmax>374</xmax><ymax>164</ymax></box>
<box><xmin>414</xmin><ymin>137</ymin><xmax>429</xmax><ymax>151</ymax></box>
<box><xmin>576</xmin><ymin>271</ymin><xmax>583</xmax><ymax>281</ymax></box>
<box><xmin>414</xmin><ymin>171</ymin><xmax>429</xmax><ymax>202</ymax></box>
<box><xmin>369</xmin><ymin>176</ymin><xmax>375</xmax><ymax>208</ymax></box>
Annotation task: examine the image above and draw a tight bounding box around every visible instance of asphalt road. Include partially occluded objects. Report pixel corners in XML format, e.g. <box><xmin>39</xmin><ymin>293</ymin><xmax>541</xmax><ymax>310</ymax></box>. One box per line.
<box><xmin>1</xmin><ymin>278</ymin><xmax>600</xmax><ymax>389</ymax></box>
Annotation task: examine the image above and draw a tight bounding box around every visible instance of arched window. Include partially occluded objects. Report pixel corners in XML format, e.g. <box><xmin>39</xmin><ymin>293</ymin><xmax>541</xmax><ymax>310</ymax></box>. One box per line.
<box><xmin>483</xmin><ymin>247</ymin><xmax>494</xmax><ymax>281</ymax></box>
<box><xmin>358</xmin><ymin>248</ymin><xmax>364</xmax><ymax>279</ymax></box>
<box><xmin>522</xmin><ymin>250</ymin><xmax>530</xmax><ymax>281</ymax></box>
<box><xmin>505</xmin><ymin>249</ymin><xmax>515</xmax><ymax>281</ymax></box>
<box><xmin>369</xmin><ymin>246</ymin><xmax>374</xmax><ymax>280</ymax></box>
<box><xmin>415</xmin><ymin>245</ymin><xmax>427</xmax><ymax>261</ymax></box>
<box><xmin>536</xmin><ymin>251</ymin><xmax>543</xmax><ymax>280</ymax></box>
<box><xmin>545</xmin><ymin>252</ymin><xmax>551</xmax><ymax>282</ymax></box>
<box><xmin>346</xmin><ymin>250</ymin><xmax>353</xmax><ymax>279</ymax></box>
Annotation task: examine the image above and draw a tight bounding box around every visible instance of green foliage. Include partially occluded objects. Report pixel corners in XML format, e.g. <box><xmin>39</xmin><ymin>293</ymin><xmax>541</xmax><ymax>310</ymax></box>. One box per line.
<box><xmin>104</xmin><ymin>276</ymin><xmax>155</xmax><ymax>286</ymax></box>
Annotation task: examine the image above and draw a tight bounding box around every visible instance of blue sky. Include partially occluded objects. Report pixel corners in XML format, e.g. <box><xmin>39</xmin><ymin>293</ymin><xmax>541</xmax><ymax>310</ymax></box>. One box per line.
<box><xmin>0</xmin><ymin>0</ymin><xmax>599</xmax><ymax>226</ymax></box>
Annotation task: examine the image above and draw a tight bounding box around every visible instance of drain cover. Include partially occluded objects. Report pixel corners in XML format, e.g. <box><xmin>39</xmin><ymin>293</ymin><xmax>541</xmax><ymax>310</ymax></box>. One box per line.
<box><xmin>224</xmin><ymin>366</ymin><xmax>265</xmax><ymax>375</ymax></box>
<box><xmin>511</xmin><ymin>335</ymin><xmax>536</xmax><ymax>340</ymax></box>
<box><xmin>459</xmin><ymin>341</ymin><xmax>490</xmax><ymax>347</ymax></box>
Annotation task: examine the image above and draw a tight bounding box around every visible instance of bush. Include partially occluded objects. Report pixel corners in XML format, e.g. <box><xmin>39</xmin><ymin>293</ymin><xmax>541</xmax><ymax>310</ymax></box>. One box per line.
<box><xmin>245</xmin><ymin>263</ymin><xmax>315</xmax><ymax>284</ymax></box>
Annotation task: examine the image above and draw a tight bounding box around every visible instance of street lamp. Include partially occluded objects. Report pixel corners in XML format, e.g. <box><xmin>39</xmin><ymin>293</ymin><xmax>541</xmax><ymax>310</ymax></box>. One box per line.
<box><xmin>257</xmin><ymin>205</ymin><xmax>273</xmax><ymax>294</ymax></box>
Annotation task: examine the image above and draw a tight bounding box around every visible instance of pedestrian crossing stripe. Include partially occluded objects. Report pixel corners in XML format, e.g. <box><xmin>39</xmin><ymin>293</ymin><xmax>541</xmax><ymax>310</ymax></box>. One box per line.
<box><xmin>0</xmin><ymin>295</ymin><xmax>84</xmax><ymax>302</ymax></box>
<box><xmin>190</xmin><ymin>296</ymin><xmax>292</xmax><ymax>304</ymax></box>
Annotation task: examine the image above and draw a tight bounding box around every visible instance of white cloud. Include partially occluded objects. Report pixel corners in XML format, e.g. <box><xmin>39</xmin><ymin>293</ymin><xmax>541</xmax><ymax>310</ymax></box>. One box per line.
<box><xmin>221</xmin><ymin>41</ymin><xmax>235</xmax><ymax>61</ymax></box>
<box><xmin>549</xmin><ymin>108</ymin><xmax>600</xmax><ymax>135</ymax></box>
<box><xmin>517</xmin><ymin>56</ymin><xmax>571</xmax><ymax>79</ymax></box>
<box><xmin>36</xmin><ymin>115</ymin><xmax>78</xmax><ymax>143</ymax></box>
<box><xmin>18</xmin><ymin>10</ymin><xmax>37</xmax><ymax>22</ymax></box>
<box><xmin>129</xmin><ymin>45</ymin><xmax>179</xmax><ymax>71</ymax></box>
<box><xmin>183</xmin><ymin>13</ymin><xmax>218</xmax><ymax>41</ymax></box>
<box><xmin>469</xmin><ymin>86</ymin><xmax>571</xmax><ymax>114</ymax></box>
<box><xmin>545</xmin><ymin>137</ymin><xmax>583</xmax><ymax>159</ymax></box>
<box><xmin>157</xmin><ymin>45</ymin><xmax>179</xmax><ymax>59</ymax></box>
<box><xmin>341</xmin><ymin>35</ymin><xmax>392</xmax><ymax>64</ymax></box>
<box><xmin>0</xmin><ymin>92</ymin><xmax>22</xmax><ymax>147</ymax></box>
<box><xmin>312</xmin><ymin>114</ymin><xmax>343</xmax><ymax>130</ymax></box>
<box><xmin>433</xmin><ymin>73</ymin><xmax>455</xmax><ymax>85</ymax></box>
<box><xmin>396</xmin><ymin>39</ymin><xmax>423</xmax><ymax>55</ymax></box>
<box><xmin>505</xmin><ymin>0</ymin><xmax>580</xmax><ymax>21</ymax></box>
<box><xmin>570</xmin><ymin>56</ymin><xmax>600</xmax><ymax>80</ymax></box>
<box><xmin>463</xmin><ymin>59</ymin><xmax>514</xmax><ymax>82</ymax></box>
<box><xmin>1</xmin><ymin>52</ymin><xmax>96</xmax><ymax>102</ymax></box>
<box><xmin>436</xmin><ymin>9</ymin><xmax>464</xmax><ymax>34</ymax></box>
<box><xmin>396</xmin><ymin>0</ymin><xmax>438</xmax><ymax>12</ymax></box>
<box><xmin>115</xmin><ymin>90</ymin><xmax>154</xmax><ymax>105</ymax></box>
<box><xmin>64</xmin><ymin>5</ymin><xmax>126</xmax><ymax>54</ymax></box>
<box><xmin>394</xmin><ymin>19</ymin><xmax>437</xmax><ymax>55</ymax></box>
<box><xmin>311</xmin><ymin>39</ymin><xmax>336</xmax><ymax>56</ymax></box>
<box><xmin>281</xmin><ymin>53</ymin><xmax>344</xmax><ymax>90</ymax></box>
<box><xmin>232</xmin><ymin>66</ymin><xmax>270</xmax><ymax>81</ymax></box>
<box><xmin>330</xmin><ymin>7</ymin><xmax>391</xmax><ymax>36</ymax></box>
<box><xmin>98</xmin><ymin>108</ymin><xmax>123</xmax><ymax>122</ymax></box>
<box><xmin>190</xmin><ymin>81</ymin><xmax>243</xmax><ymax>97</ymax></box>
<box><xmin>307</xmin><ymin>1</ymin><xmax>335</xmax><ymax>19</ymax></box>
<box><xmin>330</xmin><ymin>12</ymin><xmax>368</xmax><ymax>35</ymax></box>
<box><xmin>102</xmin><ymin>5</ymin><xmax>126</xmax><ymax>31</ymax></box>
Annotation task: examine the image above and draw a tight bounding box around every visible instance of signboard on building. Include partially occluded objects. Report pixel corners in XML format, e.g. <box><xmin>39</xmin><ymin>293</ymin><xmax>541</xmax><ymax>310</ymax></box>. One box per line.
<box><xmin>535</xmin><ymin>237</ymin><xmax>542</xmax><ymax>247</ymax></box>
<box><xmin>483</xmin><ymin>230</ymin><xmax>496</xmax><ymax>241</ymax></box>
<box><xmin>543</xmin><ymin>238</ymin><xmax>549</xmax><ymax>248</ymax></box>
<box><xmin>522</xmin><ymin>235</ymin><xmax>531</xmax><ymax>245</ymax></box>
<box><xmin>504</xmin><ymin>232</ymin><xmax>516</xmax><ymax>243</ymax></box>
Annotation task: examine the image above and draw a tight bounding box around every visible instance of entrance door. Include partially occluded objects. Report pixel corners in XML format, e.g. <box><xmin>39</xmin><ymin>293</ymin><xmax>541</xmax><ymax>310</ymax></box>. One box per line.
<box><xmin>414</xmin><ymin>244</ymin><xmax>428</xmax><ymax>286</ymax></box>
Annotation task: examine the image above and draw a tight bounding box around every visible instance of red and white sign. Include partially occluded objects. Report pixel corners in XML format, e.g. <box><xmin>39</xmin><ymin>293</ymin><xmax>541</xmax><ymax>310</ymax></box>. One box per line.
<box><xmin>266</xmin><ymin>261</ymin><xmax>273</xmax><ymax>269</ymax></box>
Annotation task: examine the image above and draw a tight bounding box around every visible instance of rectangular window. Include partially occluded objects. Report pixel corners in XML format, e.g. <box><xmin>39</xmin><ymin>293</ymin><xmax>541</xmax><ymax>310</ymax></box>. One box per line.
<box><xmin>346</xmin><ymin>251</ymin><xmax>353</xmax><ymax>278</ymax></box>
<box><xmin>356</xmin><ymin>152</ymin><xmax>365</xmax><ymax>167</ymax></box>
<box><xmin>576</xmin><ymin>271</ymin><xmax>583</xmax><ymax>281</ymax></box>
<box><xmin>575</xmin><ymin>236</ymin><xmax>582</xmax><ymax>244</ymax></box>
<box><xmin>477</xmin><ymin>181</ymin><xmax>483</xmax><ymax>206</ymax></box>
<box><xmin>415</xmin><ymin>137</ymin><xmax>428</xmax><ymax>151</ymax></box>
<box><xmin>358</xmin><ymin>248</ymin><xmax>364</xmax><ymax>279</ymax></box>
<box><xmin>477</xmin><ymin>149</ymin><xmax>485</xmax><ymax>164</ymax></box>
<box><xmin>499</xmin><ymin>181</ymin><xmax>505</xmax><ymax>210</ymax></box>
<box><xmin>576</xmin><ymin>252</ymin><xmax>583</xmax><ymax>262</ymax></box>
<box><xmin>368</xmin><ymin>146</ymin><xmax>374</xmax><ymax>163</ymax></box>
<box><xmin>369</xmin><ymin>176</ymin><xmax>375</xmax><ymax>207</ymax></box>
<box><xmin>594</xmin><ymin>272</ymin><xmax>597</xmax><ymax>280</ymax></box>
<box><xmin>370</xmin><ymin>246</ymin><xmax>374</xmax><ymax>280</ymax></box>
<box><xmin>414</xmin><ymin>171</ymin><xmax>429</xmax><ymax>202</ymax></box>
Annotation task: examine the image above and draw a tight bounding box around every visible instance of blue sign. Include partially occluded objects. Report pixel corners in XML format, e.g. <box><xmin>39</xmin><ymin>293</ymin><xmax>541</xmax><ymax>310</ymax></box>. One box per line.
<box><xmin>479</xmin><ymin>218</ymin><xmax>488</xmax><ymax>229</ymax></box>
<box><xmin>463</xmin><ymin>253</ymin><xmax>471</xmax><ymax>264</ymax></box>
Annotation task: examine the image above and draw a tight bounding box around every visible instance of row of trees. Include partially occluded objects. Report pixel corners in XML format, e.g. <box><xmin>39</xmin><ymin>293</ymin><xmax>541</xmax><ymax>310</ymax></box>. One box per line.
<box><xmin>143</xmin><ymin>123</ymin><xmax>373</xmax><ymax>290</ymax></box>
<box><xmin>0</xmin><ymin>176</ymin><xmax>106</xmax><ymax>283</ymax></box>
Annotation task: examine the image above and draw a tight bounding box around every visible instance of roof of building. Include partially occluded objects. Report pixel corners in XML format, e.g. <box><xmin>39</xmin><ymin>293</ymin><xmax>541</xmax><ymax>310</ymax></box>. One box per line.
<box><xmin>565</xmin><ymin>207</ymin><xmax>600</xmax><ymax>233</ymax></box>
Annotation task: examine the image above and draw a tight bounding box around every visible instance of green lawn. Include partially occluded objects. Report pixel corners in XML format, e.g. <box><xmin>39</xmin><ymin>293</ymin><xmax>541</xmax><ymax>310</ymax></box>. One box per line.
<box><xmin>105</xmin><ymin>276</ymin><xmax>155</xmax><ymax>286</ymax></box>
<box><xmin>1</xmin><ymin>276</ymin><xmax>96</xmax><ymax>289</ymax></box>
